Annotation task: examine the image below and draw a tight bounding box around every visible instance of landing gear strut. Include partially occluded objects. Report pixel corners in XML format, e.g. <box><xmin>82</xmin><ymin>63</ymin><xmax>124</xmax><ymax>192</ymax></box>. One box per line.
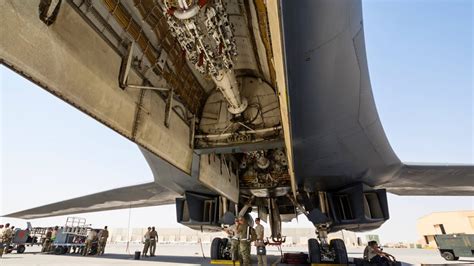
<box><xmin>308</xmin><ymin>225</ymin><xmax>348</xmax><ymax>263</ymax></box>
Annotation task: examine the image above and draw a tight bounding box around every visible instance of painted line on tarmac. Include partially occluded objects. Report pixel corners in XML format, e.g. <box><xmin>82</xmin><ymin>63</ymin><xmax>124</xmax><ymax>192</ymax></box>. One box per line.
<box><xmin>210</xmin><ymin>259</ymin><xmax>239</xmax><ymax>265</ymax></box>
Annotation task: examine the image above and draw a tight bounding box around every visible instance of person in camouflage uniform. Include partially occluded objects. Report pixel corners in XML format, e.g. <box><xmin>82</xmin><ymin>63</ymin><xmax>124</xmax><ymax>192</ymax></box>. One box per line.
<box><xmin>254</xmin><ymin>218</ymin><xmax>267</xmax><ymax>266</ymax></box>
<box><xmin>41</xmin><ymin>228</ymin><xmax>53</xmax><ymax>253</ymax></box>
<box><xmin>97</xmin><ymin>226</ymin><xmax>109</xmax><ymax>255</ymax></box>
<box><xmin>224</xmin><ymin>218</ymin><xmax>240</xmax><ymax>264</ymax></box>
<box><xmin>149</xmin><ymin>227</ymin><xmax>158</xmax><ymax>256</ymax></box>
<box><xmin>82</xmin><ymin>229</ymin><xmax>98</xmax><ymax>256</ymax></box>
<box><xmin>237</xmin><ymin>217</ymin><xmax>256</xmax><ymax>266</ymax></box>
<box><xmin>142</xmin><ymin>227</ymin><xmax>151</xmax><ymax>257</ymax></box>
<box><xmin>0</xmin><ymin>223</ymin><xmax>13</xmax><ymax>257</ymax></box>
<box><xmin>0</xmin><ymin>224</ymin><xmax>4</xmax><ymax>258</ymax></box>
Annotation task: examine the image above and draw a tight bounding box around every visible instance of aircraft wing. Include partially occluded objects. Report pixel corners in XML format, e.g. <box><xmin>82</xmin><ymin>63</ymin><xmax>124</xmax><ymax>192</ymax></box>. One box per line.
<box><xmin>280</xmin><ymin>1</ymin><xmax>474</xmax><ymax>198</ymax></box>
<box><xmin>3</xmin><ymin>182</ymin><xmax>178</xmax><ymax>219</ymax></box>
<box><xmin>383</xmin><ymin>164</ymin><xmax>474</xmax><ymax>196</ymax></box>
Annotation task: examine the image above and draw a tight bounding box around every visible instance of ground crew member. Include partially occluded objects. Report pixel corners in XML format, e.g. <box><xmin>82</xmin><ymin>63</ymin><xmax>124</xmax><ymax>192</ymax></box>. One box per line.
<box><xmin>97</xmin><ymin>226</ymin><xmax>109</xmax><ymax>255</ymax></box>
<box><xmin>0</xmin><ymin>224</ymin><xmax>5</xmax><ymax>257</ymax></box>
<box><xmin>224</xmin><ymin>218</ymin><xmax>240</xmax><ymax>264</ymax></box>
<box><xmin>142</xmin><ymin>227</ymin><xmax>151</xmax><ymax>257</ymax></box>
<box><xmin>41</xmin><ymin>228</ymin><xmax>53</xmax><ymax>252</ymax></box>
<box><xmin>1</xmin><ymin>224</ymin><xmax>13</xmax><ymax>256</ymax></box>
<box><xmin>51</xmin><ymin>226</ymin><xmax>59</xmax><ymax>243</ymax></box>
<box><xmin>49</xmin><ymin>226</ymin><xmax>60</xmax><ymax>252</ymax></box>
<box><xmin>254</xmin><ymin>218</ymin><xmax>267</xmax><ymax>266</ymax></box>
<box><xmin>83</xmin><ymin>229</ymin><xmax>97</xmax><ymax>256</ymax></box>
<box><xmin>149</xmin><ymin>226</ymin><xmax>158</xmax><ymax>256</ymax></box>
<box><xmin>365</xmin><ymin>240</ymin><xmax>396</xmax><ymax>264</ymax></box>
<box><xmin>237</xmin><ymin>217</ymin><xmax>256</xmax><ymax>266</ymax></box>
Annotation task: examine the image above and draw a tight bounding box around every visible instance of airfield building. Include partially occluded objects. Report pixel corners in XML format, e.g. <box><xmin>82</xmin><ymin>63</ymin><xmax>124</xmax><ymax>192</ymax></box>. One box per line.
<box><xmin>417</xmin><ymin>210</ymin><xmax>474</xmax><ymax>248</ymax></box>
<box><xmin>107</xmin><ymin>227</ymin><xmax>358</xmax><ymax>247</ymax></box>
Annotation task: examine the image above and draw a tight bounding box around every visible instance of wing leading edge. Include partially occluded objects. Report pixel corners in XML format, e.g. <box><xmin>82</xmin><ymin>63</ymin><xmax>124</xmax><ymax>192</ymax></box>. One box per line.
<box><xmin>384</xmin><ymin>164</ymin><xmax>474</xmax><ymax>196</ymax></box>
<box><xmin>3</xmin><ymin>182</ymin><xmax>179</xmax><ymax>219</ymax></box>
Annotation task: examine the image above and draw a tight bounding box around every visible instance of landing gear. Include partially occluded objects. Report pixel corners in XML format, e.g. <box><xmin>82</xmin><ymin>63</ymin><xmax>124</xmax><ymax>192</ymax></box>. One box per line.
<box><xmin>307</xmin><ymin>225</ymin><xmax>348</xmax><ymax>263</ymax></box>
<box><xmin>211</xmin><ymin>237</ymin><xmax>222</xmax><ymax>260</ymax></box>
<box><xmin>308</xmin><ymin>238</ymin><xmax>321</xmax><ymax>263</ymax></box>
<box><xmin>210</xmin><ymin>237</ymin><xmax>231</xmax><ymax>260</ymax></box>
<box><xmin>330</xmin><ymin>239</ymin><xmax>348</xmax><ymax>264</ymax></box>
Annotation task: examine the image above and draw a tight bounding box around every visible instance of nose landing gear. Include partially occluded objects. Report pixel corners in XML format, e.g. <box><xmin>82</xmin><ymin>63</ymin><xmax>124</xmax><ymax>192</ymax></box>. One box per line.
<box><xmin>307</xmin><ymin>225</ymin><xmax>348</xmax><ymax>264</ymax></box>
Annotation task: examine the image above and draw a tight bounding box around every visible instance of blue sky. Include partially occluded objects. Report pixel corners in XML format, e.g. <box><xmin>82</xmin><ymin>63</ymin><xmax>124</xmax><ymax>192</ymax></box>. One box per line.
<box><xmin>1</xmin><ymin>0</ymin><xmax>473</xmax><ymax>243</ymax></box>
<box><xmin>364</xmin><ymin>0</ymin><xmax>473</xmax><ymax>163</ymax></box>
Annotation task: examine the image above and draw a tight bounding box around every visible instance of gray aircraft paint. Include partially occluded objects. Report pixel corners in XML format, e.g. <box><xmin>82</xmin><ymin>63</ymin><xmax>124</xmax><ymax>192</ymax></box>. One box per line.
<box><xmin>280</xmin><ymin>0</ymin><xmax>473</xmax><ymax>194</ymax></box>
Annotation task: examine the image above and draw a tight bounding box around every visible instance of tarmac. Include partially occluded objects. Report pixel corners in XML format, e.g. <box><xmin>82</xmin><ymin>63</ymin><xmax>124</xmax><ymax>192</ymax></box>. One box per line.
<box><xmin>1</xmin><ymin>243</ymin><xmax>473</xmax><ymax>265</ymax></box>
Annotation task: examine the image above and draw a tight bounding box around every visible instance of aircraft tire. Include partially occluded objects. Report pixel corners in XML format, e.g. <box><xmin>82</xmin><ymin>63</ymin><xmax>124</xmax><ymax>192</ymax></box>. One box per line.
<box><xmin>220</xmin><ymin>238</ymin><xmax>230</xmax><ymax>259</ymax></box>
<box><xmin>307</xmin><ymin>238</ymin><xmax>321</xmax><ymax>263</ymax></box>
<box><xmin>330</xmin><ymin>239</ymin><xmax>348</xmax><ymax>264</ymax></box>
<box><xmin>210</xmin><ymin>237</ymin><xmax>222</xmax><ymax>260</ymax></box>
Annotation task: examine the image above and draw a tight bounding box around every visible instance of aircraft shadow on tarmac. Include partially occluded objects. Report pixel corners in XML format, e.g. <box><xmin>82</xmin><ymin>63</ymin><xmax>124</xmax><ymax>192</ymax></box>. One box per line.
<box><xmin>45</xmin><ymin>253</ymin><xmax>416</xmax><ymax>266</ymax></box>
<box><xmin>18</xmin><ymin>252</ymin><xmax>474</xmax><ymax>265</ymax></box>
<box><xmin>49</xmin><ymin>253</ymin><xmax>285</xmax><ymax>265</ymax></box>
<box><xmin>100</xmin><ymin>254</ymin><xmax>207</xmax><ymax>264</ymax></box>
<box><xmin>50</xmin><ymin>252</ymin><xmax>211</xmax><ymax>264</ymax></box>
<box><xmin>63</xmin><ymin>254</ymin><xmax>474</xmax><ymax>266</ymax></box>
<box><xmin>10</xmin><ymin>252</ymin><xmax>204</xmax><ymax>264</ymax></box>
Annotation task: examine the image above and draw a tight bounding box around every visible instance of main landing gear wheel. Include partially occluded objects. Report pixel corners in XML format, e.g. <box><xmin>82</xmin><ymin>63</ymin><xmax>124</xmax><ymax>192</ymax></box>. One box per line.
<box><xmin>330</xmin><ymin>239</ymin><xmax>348</xmax><ymax>264</ymax></box>
<box><xmin>308</xmin><ymin>238</ymin><xmax>321</xmax><ymax>263</ymax></box>
<box><xmin>220</xmin><ymin>238</ymin><xmax>229</xmax><ymax>259</ymax></box>
<box><xmin>211</xmin><ymin>237</ymin><xmax>223</xmax><ymax>260</ymax></box>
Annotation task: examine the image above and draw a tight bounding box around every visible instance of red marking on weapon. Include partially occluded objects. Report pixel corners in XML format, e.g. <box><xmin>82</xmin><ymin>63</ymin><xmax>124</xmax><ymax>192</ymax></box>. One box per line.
<box><xmin>198</xmin><ymin>0</ymin><xmax>207</xmax><ymax>7</ymax></box>
<box><xmin>167</xmin><ymin>7</ymin><xmax>176</xmax><ymax>15</ymax></box>
<box><xmin>198</xmin><ymin>51</ymin><xmax>204</xmax><ymax>66</ymax></box>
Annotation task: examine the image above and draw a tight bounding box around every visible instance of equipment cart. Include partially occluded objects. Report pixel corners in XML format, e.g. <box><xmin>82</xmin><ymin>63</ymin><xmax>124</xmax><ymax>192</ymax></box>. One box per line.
<box><xmin>5</xmin><ymin>223</ymin><xmax>47</xmax><ymax>254</ymax></box>
<box><xmin>50</xmin><ymin>217</ymin><xmax>98</xmax><ymax>255</ymax></box>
